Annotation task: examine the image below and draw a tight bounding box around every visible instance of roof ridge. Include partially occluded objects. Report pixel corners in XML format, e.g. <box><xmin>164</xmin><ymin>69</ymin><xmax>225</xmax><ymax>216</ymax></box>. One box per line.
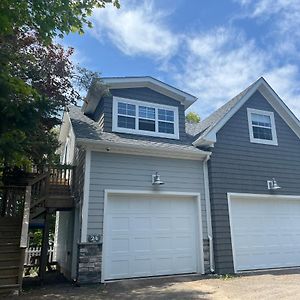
<box><xmin>186</xmin><ymin>78</ymin><xmax>261</xmax><ymax>138</ymax></box>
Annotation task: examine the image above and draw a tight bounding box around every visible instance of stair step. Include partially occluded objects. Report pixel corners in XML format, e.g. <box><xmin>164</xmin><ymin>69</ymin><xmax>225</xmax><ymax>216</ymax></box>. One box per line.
<box><xmin>0</xmin><ymin>275</ymin><xmax>18</xmax><ymax>285</ymax></box>
<box><xmin>0</xmin><ymin>251</ymin><xmax>20</xmax><ymax>259</ymax></box>
<box><xmin>0</xmin><ymin>284</ymin><xmax>20</xmax><ymax>295</ymax></box>
<box><xmin>0</xmin><ymin>258</ymin><xmax>20</xmax><ymax>267</ymax></box>
<box><xmin>0</xmin><ymin>245</ymin><xmax>19</xmax><ymax>252</ymax></box>
<box><xmin>0</xmin><ymin>266</ymin><xmax>19</xmax><ymax>276</ymax></box>
<box><xmin>0</xmin><ymin>231</ymin><xmax>20</xmax><ymax>237</ymax></box>
<box><xmin>0</xmin><ymin>238</ymin><xmax>20</xmax><ymax>244</ymax></box>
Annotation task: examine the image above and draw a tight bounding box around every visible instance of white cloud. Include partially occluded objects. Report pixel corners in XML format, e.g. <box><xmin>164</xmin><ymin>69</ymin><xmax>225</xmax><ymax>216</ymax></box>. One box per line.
<box><xmin>264</xmin><ymin>65</ymin><xmax>300</xmax><ymax>117</ymax></box>
<box><xmin>90</xmin><ymin>0</ymin><xmax>179</xmax><ymax>59</ymax></box>
<box><xmin>85</xmin><ymin>0</ymin><xmax>300</xmax><ymax>119</ymax></box>
<box><xmin>234</xmin><ymin>0</ymin><xmax>300</xmax><ymax>56</ymax></box>
<box><xmin>171</xmin><ymin>27</ymin><xmax>300</xmax><ymax>118</ymax></box>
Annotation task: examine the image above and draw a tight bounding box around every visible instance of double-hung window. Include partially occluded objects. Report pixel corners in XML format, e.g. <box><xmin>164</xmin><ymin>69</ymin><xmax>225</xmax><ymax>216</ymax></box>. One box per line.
<box><xmin>113</xmin><ymin>97</ymin><xmax>179</xmax><ymax>139</ymax></box>
<box><xmin>247</xmin><ymin>108</ymin><xmax>278</xmax><ymax>145</ymax></box>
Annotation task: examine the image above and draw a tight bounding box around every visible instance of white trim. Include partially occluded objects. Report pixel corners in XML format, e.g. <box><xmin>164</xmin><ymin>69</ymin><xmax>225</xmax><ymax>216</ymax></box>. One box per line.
<box><xmin>228</xmin><ymin>192</ymin><xmax>300</xmax><ymax>201</ymax></box>
<box><xmin>227</xmin><ymin>192</ymin><xmax>300</xmax><ymax>273</ymax></box>
<box><xmin>102</xmin><ymin>77</ymin><xmax>197</xmax><ymax>108</ymax></box>
<box><xmin>194</xmin><ymin>77</ymin><xmax>300</xmax><ymax>146</ymax></box>
<box><xmin>227</xmin><ymin>193</ymin><xmax>237</xmax><ymax>273</ymax></box>
<box><xmin>80</xmin><ymin>149</ymin><xmax>91</xmax><ymax>243</ymax></box>
<box><xmin>247</xmin><ymin>108</ymin><xmax>278</xmax><ymax>146</ymax></box>
<box><xmin>203</xmin><ymin>156</ymin><xmax>214</xmax><ymax>272</ymax></box>
<box><xmin>76</xmin><ymin>138</ymin><xmax>211</xmax><ymax>161</ymax></box>
<box><xmin>101</xmin><ymin>189</ymin><xmax>204</xmax><ymax>283</ymax></box>
<box><xmin>112</xmin><ymin>97</ymin><xmax>179</xmax><ymax>139</ymax></box>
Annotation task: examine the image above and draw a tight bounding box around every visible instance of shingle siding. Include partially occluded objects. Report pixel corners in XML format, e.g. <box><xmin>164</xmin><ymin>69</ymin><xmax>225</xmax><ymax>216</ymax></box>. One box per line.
<box><xmin>209</xmin><ymin>90</ymin><xmax>300</xmax><ymax>274</ymax></box>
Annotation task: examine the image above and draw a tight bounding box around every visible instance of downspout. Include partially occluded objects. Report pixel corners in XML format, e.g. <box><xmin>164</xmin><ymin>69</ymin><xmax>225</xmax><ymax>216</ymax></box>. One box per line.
<box><xmin>203</xmin><ymin>154</ymin><xmax>215</xmax><ymax>273</ymax></box>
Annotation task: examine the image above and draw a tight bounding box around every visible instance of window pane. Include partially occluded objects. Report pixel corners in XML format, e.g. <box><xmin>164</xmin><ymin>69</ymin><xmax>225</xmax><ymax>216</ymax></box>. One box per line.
<box><xmin>158</xmin><ymin>109</ymin><xmax>174</xmax><ymax>122</ymax></box>
<box><xmin>139</xmin><ymin>119</ymin><xmax>155</xmax><ymax>131</ymax></box>
<box><xmin>118</xmin><ymin>116</ymin><xmax>135</xmax><ymax>129</ymax></box>
<box><xmin>139</xmin><ymin>106</ymin><xmax>155</xmax><ymax>119</ymax></box>
<box><xmin>118</xmin><ymin>102</ymin><xmax>136</xmax><ymax>116</ymax></box>
<box><xmin>158</xmin><ymin>121</ymin><xmax>174</xmax><ymax>134</ymax></box>
<box><xmin>251</xmin><ymin>113</ymin><xmax>271</xmax><ymax>127</ymax></box>
<box><xmin>253</xmin><ymin>126</ymin><xmax>273</xmax><ymax>140</ymax></box>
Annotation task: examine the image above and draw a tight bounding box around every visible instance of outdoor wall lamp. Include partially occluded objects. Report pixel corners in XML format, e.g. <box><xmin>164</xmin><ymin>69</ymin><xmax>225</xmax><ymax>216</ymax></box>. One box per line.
<box><xmin>267</xmin><ymin>178</ymin><xmax>281</xmax><ymax>190</ymax></box>
<box><xmin>152</xmin><ymin>172</ymin><xmax>165</xmax><ymax>185</ymax></box>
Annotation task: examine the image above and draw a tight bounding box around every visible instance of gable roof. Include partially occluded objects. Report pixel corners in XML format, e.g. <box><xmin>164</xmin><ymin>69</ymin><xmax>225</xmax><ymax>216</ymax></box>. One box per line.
<box><xmin>190</xmin><ymin>77</ymin><xmax>300</xmax><ymax>146</ymax></box>
<box><xmin>83</xmin><ymin>76</ymin><xmax>197</xmax><ymax>115</ymax></box>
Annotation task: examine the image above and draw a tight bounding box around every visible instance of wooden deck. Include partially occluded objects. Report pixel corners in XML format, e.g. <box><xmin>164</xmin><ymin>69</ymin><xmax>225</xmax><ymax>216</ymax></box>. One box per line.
<box><xmin>0</xmin><ymin>165</ymin><xmax>75</xmax><ymax>295</ymax></box>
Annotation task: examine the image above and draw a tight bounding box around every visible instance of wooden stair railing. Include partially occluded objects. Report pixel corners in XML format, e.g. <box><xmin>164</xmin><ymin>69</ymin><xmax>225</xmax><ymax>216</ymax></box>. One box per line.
<box><xmin>0</xmin><ymin>164</ymin><xmax>75</xmax><ymax>295</ymax></box>
<box><xmin>0</xmin><ymin>185</ymin><xmax>30</xmax><ymax>295</ymax></box>
<box><xmin>30</xmin><ymin>165</ymin><xmax>75</xmax><ymax>218</ymax></box>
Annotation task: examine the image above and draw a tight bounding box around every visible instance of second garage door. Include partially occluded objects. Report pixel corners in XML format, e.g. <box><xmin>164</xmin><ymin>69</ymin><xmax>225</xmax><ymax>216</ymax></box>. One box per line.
<box><xmin>102</xmin><ymin>193</ymin><xmax>201</xmax><ymax>281</ymax></box>
<box><xmin>229</xmin><ymin>194</ymin><xmax>300</xmax><ymax>272</ymax></box>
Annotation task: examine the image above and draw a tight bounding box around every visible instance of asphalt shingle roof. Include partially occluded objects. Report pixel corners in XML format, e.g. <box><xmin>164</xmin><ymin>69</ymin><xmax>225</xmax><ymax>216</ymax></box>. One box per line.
<box><xmin>186</xmin><ymin>79</ymin><xmax>259</xmax><ymax>138</ymax></box>
<box><xmin>68</xmin><ymin>106</ymin><xmax>201</xmax><ymax>153</ymax></box>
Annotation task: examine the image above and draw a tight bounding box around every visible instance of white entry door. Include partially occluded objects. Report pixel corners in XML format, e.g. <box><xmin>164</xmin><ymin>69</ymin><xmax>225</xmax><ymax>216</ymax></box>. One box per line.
<box><xmin>103</xmin><ymin>193</ymin><xmax>200</xmax><ymax>280</ymax></box>
<box><xmin>229</xmin><ymin>194</ymin><xmax>300</xmax><ymax>272</ymax></box>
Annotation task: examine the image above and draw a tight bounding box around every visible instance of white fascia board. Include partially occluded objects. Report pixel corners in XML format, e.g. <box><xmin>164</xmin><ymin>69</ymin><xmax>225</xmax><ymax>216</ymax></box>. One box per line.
<box><xmin>102</xmin><ymin>77</ymin><xmax>197</xmax><ymax>109</ymax></box>
<box><xmin>194</xmin><ymin>77</ymin><xmax>300</xmax><ymax>146</ymax></box>
<box><xmin>258</xmin><ymin>81</ymin><xmax>300</xmax><ymax>139</ymax></box>
<box><xmin>76</xmin><ymin>138</ymin><xmax>211</xmax><ymax>161</ymax></box>
<box><xmin>81</xmin><ymin>149</ymin><xmax>91</xmax><ymax>243</ymax></box>
<box><xmin>193</xmin><ymin>79</ymin><xmax>262</xmax><ymax>147</ymax></box>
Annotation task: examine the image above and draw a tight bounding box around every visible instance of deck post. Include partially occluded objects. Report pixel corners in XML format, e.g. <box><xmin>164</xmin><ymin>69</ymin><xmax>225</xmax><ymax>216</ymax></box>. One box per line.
<box><xmin>39</xmin><ymin>211</ymin><xmax>50</xmax><ymax>283</ymax></box>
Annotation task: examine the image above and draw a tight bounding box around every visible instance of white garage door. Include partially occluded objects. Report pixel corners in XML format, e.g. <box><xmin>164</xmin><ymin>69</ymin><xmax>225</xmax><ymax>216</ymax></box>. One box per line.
<box><xmin>103</xmin><ymin>193</ymin><xmax>200</xmax><ymax>280</ymax></box>
<box><xmin>229</xmin><ymin>194</ymin><xmax>300</xmax><ymax>272</ymax></box>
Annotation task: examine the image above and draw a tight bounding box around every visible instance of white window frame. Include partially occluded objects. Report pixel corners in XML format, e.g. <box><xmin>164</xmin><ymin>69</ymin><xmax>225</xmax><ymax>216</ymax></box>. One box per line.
<box><xmin>112</xmin><ymin>97</ymin><xmax>179</xmax><ymax>139</ymax></box>
<box><xmin>247</xmin><ymin>108</ymin><xmax>278</xmax><ymax>146</ymax></box>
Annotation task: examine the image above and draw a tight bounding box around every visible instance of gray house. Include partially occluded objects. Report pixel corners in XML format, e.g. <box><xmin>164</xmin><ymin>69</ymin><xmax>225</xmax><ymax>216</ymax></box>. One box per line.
<box><xmin>188</xmin><ymin>77</ymin><xmax>300</xmax><ymax>274</ymax></box>
<box><xmin>56</xmin><ymin>76</ymin><xmax>300</xmax><ymax>283</ymax></box>
<box><xmin>56</xmin><ymin>77</ymin><xmax>213</xmax><ymax>283</ymax></box>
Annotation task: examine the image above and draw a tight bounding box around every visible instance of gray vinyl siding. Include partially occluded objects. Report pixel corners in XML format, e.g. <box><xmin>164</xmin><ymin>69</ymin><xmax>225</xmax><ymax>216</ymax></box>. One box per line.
<box><xmin>87</xmin><ymin>151</ymin><xmax>210</xmax><ymax>270</ymax></box>
<box><xmin>208</xmin><ymin>90</ymin><xmax>300</xmax><ymax>274</ymax></box>
<box><xmin>92</xmin><ymin>87</ymin><xmax>189</xmax><ymax>142</ymax></box>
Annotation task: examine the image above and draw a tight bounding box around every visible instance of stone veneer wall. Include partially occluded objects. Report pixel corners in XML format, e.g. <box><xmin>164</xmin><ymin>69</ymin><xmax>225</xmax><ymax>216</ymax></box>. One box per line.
<box><xmin>77</xmin><ymin>243</ymin><xmax>102</xmax><ymax>283</ymax></box>
<box><xmin>77</xmin><ymin>239</ymin><xmax>211</xmax><ymax>284</ymax></box>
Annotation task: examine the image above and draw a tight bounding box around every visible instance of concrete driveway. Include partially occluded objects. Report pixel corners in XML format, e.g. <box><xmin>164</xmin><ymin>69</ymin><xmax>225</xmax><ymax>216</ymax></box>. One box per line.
<box><xmin>10</xmin><ymin>269</ymin><xmax>300</xmax><ymax>300</ymax></box>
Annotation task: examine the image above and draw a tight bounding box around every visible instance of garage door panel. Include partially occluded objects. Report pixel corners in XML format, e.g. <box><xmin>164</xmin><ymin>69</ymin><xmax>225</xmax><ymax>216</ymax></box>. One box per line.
<box><xmin>230</xmin><ymin>195</ymin><xmax>300</xmax><ymax>271</ymax></box>
<box><xmin>104</xmin><ymin>194</ymin><xmax>199</xmax><ymax>280</ymax></box>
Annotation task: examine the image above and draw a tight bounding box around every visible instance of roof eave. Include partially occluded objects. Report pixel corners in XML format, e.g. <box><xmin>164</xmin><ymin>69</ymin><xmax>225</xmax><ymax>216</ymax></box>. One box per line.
<box><xmin>76</xmin><ymin>137</ymin><xmax>211</xmax><ymax>160</ymax></box>
<box><xmin>102</xmin><ymin>77</ymin><xmax>197</xmax><ymax>109</ymax></box>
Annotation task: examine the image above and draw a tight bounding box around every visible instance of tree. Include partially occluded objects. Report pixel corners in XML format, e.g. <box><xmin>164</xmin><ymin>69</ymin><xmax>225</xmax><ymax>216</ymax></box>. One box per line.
<box><xmin>0</xmin><ymin>0</ymin><xmax>120</xmax><ymax>42</ymax></box>
<box><xmin>186</xmin><ymin>111</ymin><xmax>201</xmax><ymax>123</ymax></box>
<box><xmin>0</xmin><ymin>1</ymin><xmax>118</xmax><ymax>173</ymax></box>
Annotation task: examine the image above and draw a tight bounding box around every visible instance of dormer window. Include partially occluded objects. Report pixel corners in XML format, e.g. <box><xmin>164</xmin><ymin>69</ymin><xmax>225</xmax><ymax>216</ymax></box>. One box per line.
<box><xmin>247</xmin><ymin>108</ymin><xmax>278</xmax><ymax>145</ymax></box>
<box><xmin>112</xmin><ymin>97</ymin><xmax>179</xmax><ymax>139</ymax></box>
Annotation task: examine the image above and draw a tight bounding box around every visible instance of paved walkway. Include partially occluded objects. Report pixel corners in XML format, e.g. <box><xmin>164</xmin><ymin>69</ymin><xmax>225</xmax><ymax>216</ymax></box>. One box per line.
<box><xmin>10</xmin><ymin>270</ymin><xmax>300</xmax><ymax>299</ymax></box>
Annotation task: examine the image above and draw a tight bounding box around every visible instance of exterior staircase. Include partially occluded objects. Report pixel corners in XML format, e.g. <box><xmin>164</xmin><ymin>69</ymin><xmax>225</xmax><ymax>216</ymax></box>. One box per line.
<box><xmin>0</xmin><ymin>217</ymin><xmax>23</xmax><ymax>296</ymax></box>
<box><xmin>0</xmin><ymin>165</ymin><xmax>75</xmax><ymax>295</ymax></box>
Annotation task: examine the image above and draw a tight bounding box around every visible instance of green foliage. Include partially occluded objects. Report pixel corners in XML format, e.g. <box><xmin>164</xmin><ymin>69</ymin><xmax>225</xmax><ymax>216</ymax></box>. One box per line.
<box><xmin>29</xmin><ymin>214</ymin><xmax>56</xmax><ymax>247</ymax></box>
<box><xmin>0</xmin><ymin>0</ymin><xmax>120</xmax><ymax>43</ymax></box>
<box><xmin>0</xmin><ymin>1</ymin><xmax>116</xmax><ymax>173</ymax></box>
<box><xmin>186</xmin><ymin>111</ymin><xmax>201</xmax><ymax>123</ymax></box>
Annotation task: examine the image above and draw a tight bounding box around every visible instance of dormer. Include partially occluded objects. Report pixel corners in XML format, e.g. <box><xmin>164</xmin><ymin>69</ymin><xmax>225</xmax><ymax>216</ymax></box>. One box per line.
<box><xmin>82</xmin><ymin>77</ymin><xmax>197</xmax><ymax>140</ymax></box>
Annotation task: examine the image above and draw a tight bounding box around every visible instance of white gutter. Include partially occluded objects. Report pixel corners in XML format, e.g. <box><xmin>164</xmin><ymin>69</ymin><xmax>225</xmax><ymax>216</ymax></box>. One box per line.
<box><xmin>76</xmin><ymin>138</ymin><xmax>211</xmax><ymax>161</ymax></box>
<box><xmin>203</xmin><ymin>154</ymin><xmax>215</xmax><ymax>273</ymax></box>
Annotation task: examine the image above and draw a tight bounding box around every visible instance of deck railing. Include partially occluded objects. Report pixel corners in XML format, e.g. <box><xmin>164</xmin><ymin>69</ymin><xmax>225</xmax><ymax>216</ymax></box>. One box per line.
<box><xmin>0</xmin><ymin>185</ymin><xmax>26</xmax><ymax>217</ymax></box>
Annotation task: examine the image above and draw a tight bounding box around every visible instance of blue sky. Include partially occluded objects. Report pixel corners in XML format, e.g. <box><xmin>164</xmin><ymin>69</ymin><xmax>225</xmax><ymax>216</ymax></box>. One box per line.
<box><xmin>62</xmin><ymin>0</ymin><xmax>300</xmax><ymax>118</ymax></box>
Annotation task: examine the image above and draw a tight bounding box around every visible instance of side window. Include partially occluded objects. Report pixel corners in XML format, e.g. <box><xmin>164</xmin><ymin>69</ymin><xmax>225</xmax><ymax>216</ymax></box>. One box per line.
<box><xmin>247</xmin><ymin>108</ymin><xmax>278</xmax><ymax>145</ymax></box>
